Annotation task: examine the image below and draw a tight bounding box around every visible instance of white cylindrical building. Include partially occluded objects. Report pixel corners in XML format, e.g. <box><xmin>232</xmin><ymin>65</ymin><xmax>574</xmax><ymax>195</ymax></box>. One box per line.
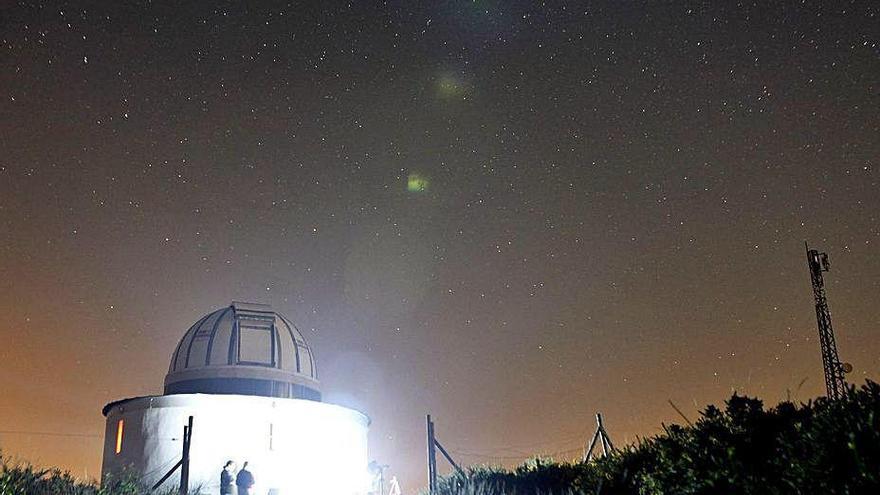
<box><xmin>101</xmin><ymin>302</ymin><xmax>370</xmax><ymax>495</ymax></box>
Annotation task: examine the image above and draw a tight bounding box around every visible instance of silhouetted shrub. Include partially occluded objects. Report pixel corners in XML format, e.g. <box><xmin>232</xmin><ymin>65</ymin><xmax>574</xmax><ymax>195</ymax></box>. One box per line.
<box><xmin>0</xmin><ymin>455</ymin><xmax>161</xmax><ymax>495</ymax></box>
<box><xmin>432</xmin><ymin>381</ymin><xmax>880</xmax><ymax>495</ymax></box>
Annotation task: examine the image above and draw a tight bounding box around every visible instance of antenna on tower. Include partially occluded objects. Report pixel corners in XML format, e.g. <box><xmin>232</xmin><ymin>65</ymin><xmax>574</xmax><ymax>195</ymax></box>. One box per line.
<box><xmin>805</xmin><ymin>243</ymin><xmax>850</xmax><ymax>400</ymax></box>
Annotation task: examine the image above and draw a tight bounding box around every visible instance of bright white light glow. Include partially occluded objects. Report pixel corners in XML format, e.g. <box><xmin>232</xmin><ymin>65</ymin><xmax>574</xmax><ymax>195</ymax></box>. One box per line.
<box><xmin>102</xmin><ymin>394</ymin><xmax>369</xmax><ymax>495</ymax></box>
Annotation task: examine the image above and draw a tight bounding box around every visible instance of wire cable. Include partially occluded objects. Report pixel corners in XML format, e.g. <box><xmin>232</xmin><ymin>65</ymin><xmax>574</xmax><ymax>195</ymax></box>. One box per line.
<box><xmin>0</xmin><ymin>430</ymin><xmax>102</xmax><ymax>439</ymax></box>
<box><xmin>448</xmin><ymin>442</ymin><xmax>587</xmax><ymax>463</ymax></box>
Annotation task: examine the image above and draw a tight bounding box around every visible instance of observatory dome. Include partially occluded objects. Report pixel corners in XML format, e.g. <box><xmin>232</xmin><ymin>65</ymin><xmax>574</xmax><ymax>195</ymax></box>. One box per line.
<box><xmin>164</xmin><ymin>302</ymin><xmax>320</xmax><ymax>400</ymax></box>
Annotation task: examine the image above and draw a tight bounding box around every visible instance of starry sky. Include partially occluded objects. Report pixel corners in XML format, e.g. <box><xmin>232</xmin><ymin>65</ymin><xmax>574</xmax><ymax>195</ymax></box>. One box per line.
<box><xmin>1</xmin><ymin>1</ymin><xmax>878</xmax><ymax>491</ymax></box>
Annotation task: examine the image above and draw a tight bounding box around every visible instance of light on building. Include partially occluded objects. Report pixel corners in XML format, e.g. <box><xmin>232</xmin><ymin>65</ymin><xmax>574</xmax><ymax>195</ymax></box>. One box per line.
<box><xmin>115</xmin><ymin>419</ymin><xmax>124</xmax><ymax>454</ymax></box>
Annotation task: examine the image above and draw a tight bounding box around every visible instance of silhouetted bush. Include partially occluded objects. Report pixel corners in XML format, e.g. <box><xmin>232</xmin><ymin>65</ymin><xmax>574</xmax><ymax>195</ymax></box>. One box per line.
<box><xmin>0</xmin><ymin>455</ymin><xmax>157</xmax><ymax>495</ymax></box>
<box><xmin>432</xmin><ymin>381</ymin><xmax>880</xmax><ymax>495</ymax></box>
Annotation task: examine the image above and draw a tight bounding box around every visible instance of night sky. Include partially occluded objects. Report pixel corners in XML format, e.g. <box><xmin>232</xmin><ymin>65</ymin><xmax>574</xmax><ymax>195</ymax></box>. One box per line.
<box><xmin>1</xmin><ymin>1</ymin><xmax>878</xmax><ymax>491</ymax></box>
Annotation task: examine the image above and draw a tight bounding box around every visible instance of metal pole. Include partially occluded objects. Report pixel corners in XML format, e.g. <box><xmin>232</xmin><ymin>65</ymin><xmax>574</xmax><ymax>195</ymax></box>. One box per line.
<box><xmin>426</xmin><ymin>415</ymin><xmax>436</xmax><ymax>495</ymax></box>
<box><xmin>584</xmin><ymin>412</ymin><xmax>615</xmax><ymax>461</ymax></box>
<box><xmin>178</xmin><ymin>425</ymin><xmax>188</xmax><ymax>494</ymax></box>
<box><xmin>151</xmin><ymin>460</ymin><xmax>183</xmax><ymax>491</ymax></box>
<box><xmin>433</xmin><ymin>439</ymin><xmax>463</xmax><ymax>474</ymax></box>
<box><xmin>179</xmin><ymin>416</ymin><xmax>193</xmax><ymax>495</ymax></box>
<box><xmin>152</xmin><ymin>416</ymin><xmax>194</xmax><ymax>493</ymax></box>
<box><xmin>584</xmin><ymin>429</ymin><xmax>601</xmax><ymax>461</ymax></box>
<box><xmin>602</xmin><ymin>429</ymin><xmax>615</xmax><ymax>453</ymax></box>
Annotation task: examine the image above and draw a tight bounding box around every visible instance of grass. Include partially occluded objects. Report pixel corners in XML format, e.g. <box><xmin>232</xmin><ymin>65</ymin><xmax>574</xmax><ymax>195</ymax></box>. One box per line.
<box><xmin>0</xmin><ymin>456</ymin><xmax>174</xmax><ymax>495</ymax></box>
<box><xmin>431</xmin><ymin>381</ymin><xmax>880</xmax><ymax>495</ymax></box>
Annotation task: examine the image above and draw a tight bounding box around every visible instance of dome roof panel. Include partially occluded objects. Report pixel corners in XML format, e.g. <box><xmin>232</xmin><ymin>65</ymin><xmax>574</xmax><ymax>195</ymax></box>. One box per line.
<box><xmin>207</xmin><ymin>307</ymin><xmax>235</xmax><ymax>366</ymax></box>
<box><xmin>277</xmin><ymin>319</ymin><xmax>297</xmax><ymax>372</ymax></box>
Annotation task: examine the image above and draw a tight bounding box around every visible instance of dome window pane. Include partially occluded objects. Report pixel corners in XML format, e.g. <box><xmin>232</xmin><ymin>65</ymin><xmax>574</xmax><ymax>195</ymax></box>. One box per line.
<box><xmin>238</xmin><ymin>324</ymin><xmax>275</xmax><ymax>366</ymax></box>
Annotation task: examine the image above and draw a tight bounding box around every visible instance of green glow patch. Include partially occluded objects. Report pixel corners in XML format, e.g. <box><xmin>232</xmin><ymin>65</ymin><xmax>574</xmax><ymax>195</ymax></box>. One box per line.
<box><xmin>407</xmin><ymin>174</ymin><xmax>429</xmax><ymax>192</ymax></box>
<box><xmin>437</xmin><ymin>75</ymin><xmax>464</xmax><ymax>97</ymax></box>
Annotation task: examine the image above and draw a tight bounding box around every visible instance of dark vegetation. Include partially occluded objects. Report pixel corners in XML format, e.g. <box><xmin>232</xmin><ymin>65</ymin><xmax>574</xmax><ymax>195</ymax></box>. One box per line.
<box><xmin>434</xmin><ymin>381</ymin><xmax>880</xmax><ymax>495</ymax></box>
<box><xmin>0</xmin><ymin>460</ymin><xmax>159</xmax><ymax>495</ymax></box>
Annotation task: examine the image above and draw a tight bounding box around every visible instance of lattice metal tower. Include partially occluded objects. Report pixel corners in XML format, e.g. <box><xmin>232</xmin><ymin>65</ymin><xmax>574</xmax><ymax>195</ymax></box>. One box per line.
<box><xmin>805</xmin><ymin>243</ymin><xmax>847</xmax><ymax>400</ymax></box>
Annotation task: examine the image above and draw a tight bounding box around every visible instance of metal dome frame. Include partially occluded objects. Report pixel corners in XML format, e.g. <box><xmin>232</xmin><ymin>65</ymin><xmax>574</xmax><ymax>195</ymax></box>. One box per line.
<box><xmin>164</xmin><ymin>302</ymin><xmax>320</xmax><ymax>401</ymax></box>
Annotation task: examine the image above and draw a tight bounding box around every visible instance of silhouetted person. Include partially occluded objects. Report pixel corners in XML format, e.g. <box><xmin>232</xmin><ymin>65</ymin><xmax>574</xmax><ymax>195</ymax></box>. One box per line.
<box><xmin>236</xmin><ymin>461</ymin><xmax>255</xmax><ymax>495</ymax></box>
<box><xmin>220</xmin><ymin>460</ymin><xmax>236</xmax><ymax>495</ymax></box>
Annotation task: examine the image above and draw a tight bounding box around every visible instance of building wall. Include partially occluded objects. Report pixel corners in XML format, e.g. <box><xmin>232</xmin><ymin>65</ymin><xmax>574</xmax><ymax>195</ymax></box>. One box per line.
<box><xmin>102</xmin><ymin>394</ymin><xmax>369</xmax><ymax>495</ymax></box>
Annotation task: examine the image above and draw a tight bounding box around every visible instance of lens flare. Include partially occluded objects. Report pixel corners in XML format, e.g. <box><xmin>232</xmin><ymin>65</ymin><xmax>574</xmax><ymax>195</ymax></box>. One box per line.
<box><xmin>407</xmin><ymin>173</ymin><xmax>429</xmax><ymax>192</ymax></box>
